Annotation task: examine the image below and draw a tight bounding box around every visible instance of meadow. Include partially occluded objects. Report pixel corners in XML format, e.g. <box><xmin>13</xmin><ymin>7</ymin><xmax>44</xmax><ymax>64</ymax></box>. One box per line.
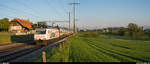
<box><xmin>0</xmin><ymin>32</ymin><xmax>11</xmax><ymax>44</ymax></box>
<box><xmin>35</xmin><ymin>32</ymin><xmax>150</xmax><ymax>62</ymax></box>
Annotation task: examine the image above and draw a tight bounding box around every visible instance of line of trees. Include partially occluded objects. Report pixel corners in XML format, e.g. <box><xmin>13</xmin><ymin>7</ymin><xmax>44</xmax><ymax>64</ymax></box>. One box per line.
<box><xmin>32</xmin><ymin>21</ymin><xmax>47</xmax><ymax>29</ymax></box>
<box><xmin>0</xmin><ymin>18</ymin><xmax>10</xmax><ymax>31</ymax></box>
<box><xmin>102</xmin><ymin>23</ymin><xmax>150</xmax><ymax>38</ymax></box>
<box><xmin>125</xmin><ymin>23</ymin><xmax>144</xmax><ymax>37</ymax></box>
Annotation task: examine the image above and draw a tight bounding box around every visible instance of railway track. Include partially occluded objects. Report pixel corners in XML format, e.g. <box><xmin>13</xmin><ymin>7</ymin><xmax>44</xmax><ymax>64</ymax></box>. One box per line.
<box><xmin>0</xmin><ymin>45</ymin><xmax>40</xmax><ymax>62</ymax></box>
<box><xmin>0</xmin><ymin>43</ymin><xmax>12</xmax><ymax>46</ymax></box>
<box><xmin>0</xmin><ymin>43</ymin><xmax>33</xmax><ymax>53</ymax></box>
<box><xmin>11</xmin><ymin>35</ymin><xmax>72</xmax><ymax>62</ymax></box>
<box><xmin>0</xmin><ymin>34</ymin><xmax>73</xmax><ymax>62</ymax></box>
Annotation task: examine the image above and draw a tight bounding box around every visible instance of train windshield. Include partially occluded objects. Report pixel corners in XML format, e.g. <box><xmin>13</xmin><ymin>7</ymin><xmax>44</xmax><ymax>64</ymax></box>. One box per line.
<box><xmin>36</xmin><ymin>30</ymin><xmax>46</xmax><ymax>34</ymax></box>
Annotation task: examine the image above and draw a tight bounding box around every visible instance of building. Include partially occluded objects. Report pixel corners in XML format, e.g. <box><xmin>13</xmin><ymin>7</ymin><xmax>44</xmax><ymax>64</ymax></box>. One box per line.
<box><xmin>9</xmin><ymin>18</ymin><xmax>33</xmax><ymax>33</ymax></box>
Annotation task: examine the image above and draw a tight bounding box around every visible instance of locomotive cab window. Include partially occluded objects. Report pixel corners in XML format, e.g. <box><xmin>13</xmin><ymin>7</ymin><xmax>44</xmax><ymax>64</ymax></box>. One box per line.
<box><xmin>36</xmin><ymin>30</ymin><xmax>46</xmax><ymax>34</ymax></box>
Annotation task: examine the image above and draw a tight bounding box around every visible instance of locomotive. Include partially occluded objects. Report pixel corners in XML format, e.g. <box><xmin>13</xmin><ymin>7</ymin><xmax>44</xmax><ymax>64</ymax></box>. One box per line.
<box><xmin>34</xmin><ymin>26</ymin><xmax>73</xmax><ymax>46</ymax></box>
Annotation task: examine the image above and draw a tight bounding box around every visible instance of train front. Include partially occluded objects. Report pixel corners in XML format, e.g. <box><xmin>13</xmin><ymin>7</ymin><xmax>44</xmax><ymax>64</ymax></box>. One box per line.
<box><xmin>34</xmin><ymin>28</ymin><xmax>47</xmax><ymax>40</ymax></box>
<box><xmin>34</xmin><ymin>28</ymin><xmax>48</xmax><ymax>46</ymax></box>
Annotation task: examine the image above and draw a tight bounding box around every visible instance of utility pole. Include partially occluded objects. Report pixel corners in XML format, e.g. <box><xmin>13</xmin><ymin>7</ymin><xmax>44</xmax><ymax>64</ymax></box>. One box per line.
<box><xmin>69</xmin><ymin>0</ymin><xmax>80</xmax><ymax>33</ymax></box>
<box><xmin>96</xmin><ymin>26</ymin><xmax>98</xmax><ymax>34</ymax></box>
<box><xmin>52</xmin><ymin>22</ymin><xmax>55</xmax><ymax>27</ymax></box>
<box><xmin>68</xmin><ymin>12</ymin><xmax>71</xmax><ymax>30</ymax></box>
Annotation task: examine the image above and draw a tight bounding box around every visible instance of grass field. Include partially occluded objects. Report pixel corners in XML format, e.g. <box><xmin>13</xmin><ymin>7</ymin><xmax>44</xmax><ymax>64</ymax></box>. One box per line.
<box><xmin>35</xmin><ymin>32</ymin><xmax>150</xmax><ymax>62</ymax></box>
<box><xmin>103</xmin><ymin>34</ymin><xmax>150</xmax><ymax>41</ymax></box>
<box><xmin>0</xmin><ymin>32</ymin><xmax>11</xmax><ymax>44</ymax></box>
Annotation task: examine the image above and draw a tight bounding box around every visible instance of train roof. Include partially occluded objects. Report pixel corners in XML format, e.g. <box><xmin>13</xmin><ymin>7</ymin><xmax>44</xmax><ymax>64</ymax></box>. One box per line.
<box><xmin>36</xmin><ymin>25</ymin><xmax>70</xmax><ymax>30</ymax></box>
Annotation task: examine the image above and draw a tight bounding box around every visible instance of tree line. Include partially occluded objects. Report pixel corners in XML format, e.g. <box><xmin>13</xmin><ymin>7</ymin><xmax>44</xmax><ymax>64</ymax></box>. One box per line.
<box><xmin>101</xmin><ymin>23</ymin><xmax>150</xmax><ymax>38</ymax></box>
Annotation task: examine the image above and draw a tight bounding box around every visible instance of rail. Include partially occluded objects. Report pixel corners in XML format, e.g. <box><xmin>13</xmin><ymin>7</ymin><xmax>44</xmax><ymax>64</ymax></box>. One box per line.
<box><xmin>11</xmin><ymin>34</ymin><xmax>72</xmax><ymax>62</ymax></box>
<box><xmin>0</xmin><ymin>34</ymin><xmax>73</xmax><ymax>62</ymax></box>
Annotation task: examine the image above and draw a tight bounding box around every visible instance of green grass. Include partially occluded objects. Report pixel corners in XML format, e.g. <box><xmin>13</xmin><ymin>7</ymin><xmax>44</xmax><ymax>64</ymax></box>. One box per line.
<box><xmin>34</xmin><ymin>32</ymin><xmax>150</xmax><ymax>62</ymax></box>
<box><xmin>0</xmin><ymin>32</ymin><xmax>11</xmax><ymax>44</ymax></box>
<box><xmin>102</xmin><ymin>34</ymin><xmax>150</xmax><ymax>41</ymax></box>
<box><xmin>0</xmin><ymin>32</ymin><xmax>34</xmax><ymax>44</ymax></box>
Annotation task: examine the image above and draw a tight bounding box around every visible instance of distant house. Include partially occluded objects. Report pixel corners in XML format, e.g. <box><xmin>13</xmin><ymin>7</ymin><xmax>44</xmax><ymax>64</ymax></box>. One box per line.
<box><xmin>102</xmin><ymin>29</ymin><xmax>109</xmax><ymax>33</ymax></box>
<box><xmin>9</xmin><ymin>18</ymin><xmax>33</xmax><ymax>33</ymax></box>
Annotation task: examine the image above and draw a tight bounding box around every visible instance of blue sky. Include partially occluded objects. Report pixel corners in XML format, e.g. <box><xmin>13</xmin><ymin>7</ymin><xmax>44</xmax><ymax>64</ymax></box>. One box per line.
<box><xmin>0</xmin><ymin>0</ymin><xmax>150</xmax><ymax>29</ymax></box>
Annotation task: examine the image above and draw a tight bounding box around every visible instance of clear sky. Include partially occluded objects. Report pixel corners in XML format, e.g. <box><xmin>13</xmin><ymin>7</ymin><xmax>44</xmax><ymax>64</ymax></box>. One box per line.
<box><xmin>0</xmin><ymin>0</ymin><xmax>150</xmax><ymax>29</ymax></box>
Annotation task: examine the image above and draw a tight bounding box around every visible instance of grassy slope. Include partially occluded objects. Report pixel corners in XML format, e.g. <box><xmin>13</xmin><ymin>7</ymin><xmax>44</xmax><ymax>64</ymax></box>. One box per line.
<box><xmin>35</xmin><ymin>32</ymin><xmax>150</xmax><ymax>62</ymax></box>
<box><xmin>0</xmin><ymin>32</ymin><xmax>10</xmax><ymax>44</ymax></box>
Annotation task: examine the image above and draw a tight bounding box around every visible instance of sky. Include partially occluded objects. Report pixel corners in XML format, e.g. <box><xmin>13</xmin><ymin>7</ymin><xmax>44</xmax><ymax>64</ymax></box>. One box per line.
<box><xmin>0</xmin><ymin>0</ymin><xmax>150</xmax><ymax>29</ymax></box>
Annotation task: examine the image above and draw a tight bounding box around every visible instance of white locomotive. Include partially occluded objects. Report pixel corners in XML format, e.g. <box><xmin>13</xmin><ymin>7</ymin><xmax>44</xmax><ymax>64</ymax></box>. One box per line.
<box><xmin>34</xmin><ymin>26</ymin><xmax>73</xmax><ymax>46</ymax></box>
<box><xmin>34</xmin><ymin>27</ymin><xmax>59</xmax><ymax>40</ymax></box>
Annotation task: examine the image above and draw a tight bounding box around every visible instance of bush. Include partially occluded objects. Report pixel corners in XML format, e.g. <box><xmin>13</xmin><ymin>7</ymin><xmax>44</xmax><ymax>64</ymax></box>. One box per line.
<box><xmin>80</xmin><ymin>32</ymin><xmax>99</xmax><ymax>38</ymax></box>
<box><xmin>136</xmin><ymin>32</ymin><xmax>144</xmax><ymax>37</ymax></box>
<box><xmin>112</xmin><ymin>30</ymin><xmax>119</xmax><ymax>35</ymax></box>
<box><xmin>124</xmin><ymin>32</ymin><xmax>130</xmax><ymax>37</ymax></box>
<box><xmin>0</xmin><ymin>18</ymin><xmax>10</xmax><ymax>31</ymax></box>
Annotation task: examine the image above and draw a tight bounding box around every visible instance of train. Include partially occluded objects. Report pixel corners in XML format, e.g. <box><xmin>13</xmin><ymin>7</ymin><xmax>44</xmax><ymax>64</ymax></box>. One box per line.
<box><xmin>34</xmin><ymin>26</ymin><xmax>73</xmax><ymax>46</ymax></box>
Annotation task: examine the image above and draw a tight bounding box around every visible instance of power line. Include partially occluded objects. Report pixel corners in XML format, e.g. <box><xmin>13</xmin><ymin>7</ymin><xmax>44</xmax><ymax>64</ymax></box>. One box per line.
<box><xmin>0</xmin><ymin>11</ymin><xmax>15</xmax><ymax>19</ymax></box>
<box><xmin>43</xmin><ymin>0</ymin><xmax>56</xmax><ymax>19</ymax></box>
<box><xmin>39</xmin><ymin>20</ymin><xmax>69</xmax><ymax>27</ymax></box>
<box><xmin>0</xmin><ymin>3</ymin><xmax>44</xmax><ymax>20</ymax></box>
<box><xmin>55</xmin><ymin>0</ymin><xmax>68</xmax><ymax>19</ymax></box>
<box><xmin>58</xmin><ymin>0</ymin><xmax>68</xmax><ymax>14</ymax></box>
<box><xmin>13</xmin><ymin>0</ymin><xmax>48</xmax><ymax>19</ymax></box>
<box><xmin>44</xmin><ymin>0</ymin><xmax>64</xmax><ymax>19</ymax></box>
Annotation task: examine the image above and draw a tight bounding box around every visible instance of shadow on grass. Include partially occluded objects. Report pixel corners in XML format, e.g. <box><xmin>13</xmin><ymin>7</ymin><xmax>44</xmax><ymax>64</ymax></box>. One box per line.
<box><xmin>103</xmin><ymin>35</ymin><xmax>150</xmax><ymax>41</ymax></box>
<box><xmin>11</xmin><ymin>34</ymin><xmax>34</xmax><ymax>44</ymax></box>
<box><xmin>86</xmin><ymin>40</ymin><xmax>149</xmax><ymax>62</ymax></box>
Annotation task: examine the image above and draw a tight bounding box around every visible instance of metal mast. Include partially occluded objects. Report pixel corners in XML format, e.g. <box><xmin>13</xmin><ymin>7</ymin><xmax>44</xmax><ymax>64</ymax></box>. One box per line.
<box><xmin>69</xmin><ymin>12</ymin><xmax>71</xmax><ymax>30</ymax></box>
<box><xmin>69</xmin><ymin>0</ymin><xmax>80</xmax><ymax>33</ymax></box>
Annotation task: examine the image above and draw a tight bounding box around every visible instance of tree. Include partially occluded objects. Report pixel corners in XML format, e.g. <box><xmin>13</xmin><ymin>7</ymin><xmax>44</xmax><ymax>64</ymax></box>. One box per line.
<box><xmin>37</xmin><ymin>21</ymin><xmax>46</xmax><ymax>27</ymax></box>
<box><xmin>0</xmin><ymin>18</ymin><xmax>10</xmax><ymax>31</ymax></box>
<box><xmin>119</xmin><ymin>27</ymin><xmax>125</xmax><ymax>36</ymax></box>
<box><xmin>32</xmin><ymin>24</ymin><xmax>38</xmax><ymax>30</ymax></box>
<box><xmin>144</xmin><ymin>29</ymin><xmax>150</xmax><ymax>37</ymax></box>
<box><xmin>128</xmin><ymin>23</ymin><xmax>138</xmax><ymax>37</ymax></box>
<box><xmin>138</xmin><ymin>26</ymin><xmax>144</xmax><ymax>32</ymax></box>
<box><xmin>108</xmin><ymin>27</ymin><xmax>113</xmax><ymax>34</ymax></box>
<box><xmin>128</xmin><ymin>23</ymin><xmax>138</xmax><ymax>32</ymax></box>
